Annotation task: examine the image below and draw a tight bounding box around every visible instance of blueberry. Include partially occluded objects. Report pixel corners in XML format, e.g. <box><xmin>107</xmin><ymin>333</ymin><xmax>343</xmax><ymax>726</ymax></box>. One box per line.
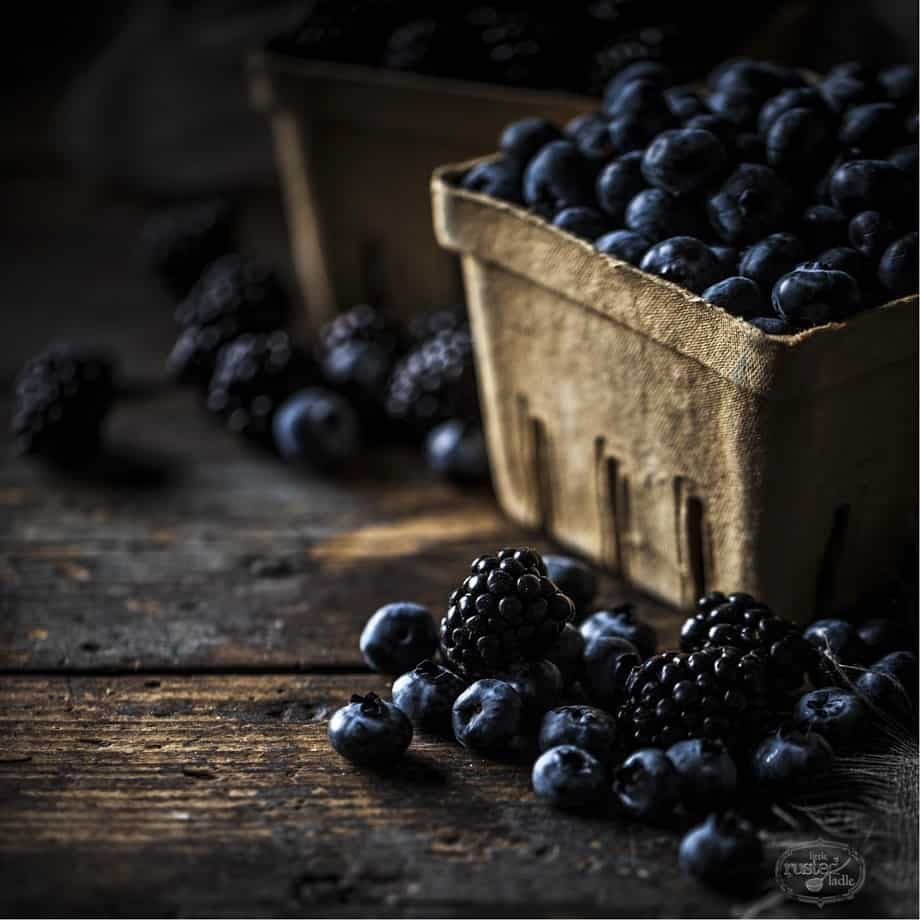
<box><xmin>499</xmin><ymin>118</ymin><xmax>563</xmax><ymax>164</ymax></box>
<box><xmin>641</xmin><ymin>129</ymin><xmax>728</xmax><ymax>197</ymax></box>
<box><xmin>583</xmin><ymin>635</ymin><xmax>641</xmax><ymax>708</ymax></box>
<box><xmin>552</xmin><ymin>206</ymin><xmax>610</xmax><ymax>241</ymax></box>
<box><xmin>604</xmin><ymin>77</ymin><xmax>670</xmax><ymax>121</ymax></box>
<box><xmin>800</xmin><ymin>204</ymin><xmax>848</xmax><ymax>253</ymax></box>
<box><xmin>565</xmin><ymin>113</ymin><xmax>617</xmax><ymax>162</ymax></box>
<box><xmin>545</xmin><ymin>623</ymin><xmax>586</xmax><ymax>686</ymax></box>
<box><xmin>871</xmin><ymin>649</ymin><xmax>919</xmax><ymax>689</ymax></box>
<box><xmin>665</xmin><ymin>85</ymin><xmax>706</xmax><ymax>120</ymax></box>
<box><xmin>708</xmin><ymin>87</ymin><xmax>760</xmax><ymax>128</ymax></box>
<box><xmin>878</xmin><ymin>233</ymin><xmax>919</xmax><ymax>298</ymax></box>
<box><xmin>739</xmin><ymin>233</ymin><xmax>806</xmax><ymax>293</ymax></box>
<box><xmin>359</xmin><ymin>602</ymin><xmax>438</xmax><ymax>675</ymax></box>
<box><xmin>804</xmin><ymin>618</ymin><xmax>869</xmax><ymax>673</ymax></box>
<box><xmin>684</xmin><ymin>113</ymin><xmax>737</xmax><ymax>147</ymax></box>
<box><xmin>328</xmin><ymin>692</ymin><xmax>413</xmax><ymax>765</ymax></box>
<box><xmin>523</xmin><ymin>141</ymin><xmax>592</xmax><ymax>218</ymax></box>
<box><xmin>595</xmin><ymin>230</ymin><xmax>652</xmax><ymax>266</ymax></box>
<box><xmin>829</xmin><ymin>159</ymin><xmax>911</xmax><ymax>216</ymax></box>
<box><xmin>607</xmin><ymin>115</ymin><xmax>656</xmax><ymax>155</ymax></box>
<box><xmin>627</xmin><ymin>190</ymin><xmax>706</xmax><ymax>243</ymax></box>
<box><xmin>839</xmin><ymin>102</ymin><xmax>902</xmax><ymax>154</ymax></box>
<box><xmin>538</xmin><ymin>705</ymin><xmax>618</xmax><ymax>764</ymax></box>
<box><xmin>749</xmin><ymin>316</ymin><xmax>794</xmax><ymax>335</ymax></box>
<box><xmin>809</xmin><ymin>247</ymin><xmax>869</xmax><ymax>286</ymax></box>
<box><xmin>794</xmin><ymin>688</ymin><xmax>870</xmax><ymax>751</ymax></box>
<box><xmin>890</xmin><ymin>143</ymin><xmax>919</xmax><ymax>177</ymax></box>
<box><xmin>452</xmin><ymin>679</ymin><xmax>523</xmax><ymax>752</ymax></box>
<box><xmin>710</xmin><ymin>245</ymin><xmax>739</xmax><ymax>275</ymax></box>
<box><xmin>640</xmin><ymin>236</ymin><xmax>722</xmax><ymax>294</ymax></box>
<box><xmin>666</xmin><ymin>739</ymin><xmax>738</xmax><ymax>814</ymax></box>
<box><xmin>702</xmin><ymin>277</ymin><xmax>764</xmax><ymax>320</ymax></box>
<box><xmin>579</xmin><ymin>606</ymin><xmax>657</xmax><ymax>659</ymax></box>
<box><xmin>613</xmin><ymin>748</ymin><xmax>681</xmax><ymax>822</ymax></box>
<box><xmin>848</xmin><ymin>211</ymin><xmax>897</xmax><ymax>261</ymax></box>
<box><xmin>595</xmin><ymin>151</ymin><xmax>645</xmax><ymax>222</ymax></box>
<box><xmin>532</xmin><ymin>744</ymin><xmax>608</xmax><ymax>809</ymax></box>
<box><xmin>544</xmin><ymin>554</ymin><xmax>597</xmax><ymax>616</ymax></box>
<box><xmin>819</xmin><ymin>75</ymin><xmax>872</xmax><ymax>114</ymax></box>
<box><xmin>425</xmin><ymin>419</ymin><xmax>489</xmax><ymax>483</ymax></box>
<box><xmin>757</xmin><ymin>87</ymin><xmax>829</xmax><ymax>135</ymax></box>
<box><xmin>461</xmin><ymin>158</ymin><xmax>523</xmax><ymax>204</ymax></box>
<box><xmin>771</xmin><ymin>267</ymin><xmax>861</xmax><ymax>328</ymax></box>
<box><xmin>857</xmin><ymin>618</ymin><xmax>914</xmax><ymax>659</ymax></box>
<box><xmin>679</xmin><ymin>812</ymin><xmax>763</xmax><ymax>891</ymax></box>
<box><xmin>765</xmin><ymin>107</ymin><xmax>832</xmax><ymax>173</ymax></box>
<box><xmin>392</xmin><ymin>660</ymin><xmax>467</xmax><ymax>733</ymax></box>
<box><xmin>733</xmin><ymin>131</ymin><xmax>766</xmax><ymax>164</ymax></box>
<box><xmin>750</xmin><ymin>724</ymin><xmax>833</xmax><ymax>797</ymax></box>
<box><xmin>497</xmin><ymin>659</ymin><xmax>563</xmax><ymax>720</ymax></box>
<box><xmin>605</xmin><ymin>61</ymin><xmax>673</xmax><ymax>102</ymax></box>
<box><xmin>855</xmin><ymin>651</ymin><xmax>917</xmax><ymax>722</ymax></box>
<box><xmin>707</xmin><ymin>163</ymin><xmax>793</xmax><ymax>245</ymax></box>
<box><xmin>272</xmin><ymin>388</ymin><xmax>360</xmax><ymax>471</ymax></box>
<box><xmin>708</xmin><ymin>58</ymin><xmax>802</xmax><ymax>99</ymax></box>
<box><xmin>878</xmin><ymin>64</ymin><xmax>918</xmax><ymax>105</ymax></box>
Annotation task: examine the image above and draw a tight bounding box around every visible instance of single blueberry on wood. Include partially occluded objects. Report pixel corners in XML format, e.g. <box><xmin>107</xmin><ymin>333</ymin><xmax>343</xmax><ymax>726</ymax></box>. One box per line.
<box><xmin>328</xmin><ymin>693</ymin><xmax>413</xmax><ymax>765</ymax></box>
<box><xmin>613</xmin><ymin>748</ymin><xmax>681</xmax><ymax>821</ymax></box>
<box><xmin>666</xmin><ymin>738</ymin><xmax>738</xmax><ymax>814</ymax></box>
<box><xmin>538</xmin><ymin>705</ymin><xmax>618</xmax><ymax>764</ymax></box>
<box><xmin>678</xmin><ymin>812</ymin><xmax>763</xmax><ymax>891</ymax></box>
<box><xmin>545</xmin><ymin>623</ymin><xmax>586</xmax><ymax>686</ymax></box>
<box><xmin>273</xmin><ymin>388</ymin><xmax>360</xmax><ymax>471</ymax></box>
<box><xmin>392</xmin><ymin>661</ymin><xmax>467</xmax><ymax>734</ymax></box>
<box><xmin>360</xmin><ymin>602</ymin><xmax>438</xmax><ymax>674</ymax></box>
<box><xmin>532</xmin><ymin>744</ymin><xmax>608</xmax><ymax>809</ymax></box>
<box><xmin>452</xmin><ymin>678</ymin><xmax>523</xmax><ymax>752</ymax></box>
<box><xmin>750</xmin><ymin>724</ymin><xmax>834</xmax><ymax>797</ymax></box>
<box><xmin>425</xmin><ymin>419</ymin><xmax>489</xmax><ymax>483</ymax></box>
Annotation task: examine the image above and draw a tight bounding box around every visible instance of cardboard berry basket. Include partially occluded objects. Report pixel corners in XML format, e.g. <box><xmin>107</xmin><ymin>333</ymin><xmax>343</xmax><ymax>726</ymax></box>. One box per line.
<box><xmin>431</xmin><ymin>159</ymin><xmax>918</xmax><ymax>619</ymax></box>
<box><xmin>247</xmin><ymin>51</ymin><xmax>591</xmax><ymax>328</ymax></box>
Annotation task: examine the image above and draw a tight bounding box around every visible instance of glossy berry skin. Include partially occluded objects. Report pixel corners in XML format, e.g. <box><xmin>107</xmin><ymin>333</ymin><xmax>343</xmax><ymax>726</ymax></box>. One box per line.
<box><xmin>819</xmin><ymin>75</ymin><xmax>872</xmax><ymax>114</ymax></box>
<box><xmin>857</xmin><ymin>618</ymin><xmax>914</xmax><ymax>659</ymax></box>
<box><xmin>584</xmin><ymin>636</ymin><xmax>641</xmax><ymax>709</ymax></box>
<box><xmin>640</xmin><ymin>236</ymin><xmax>722</xmax><ymax>295</ymax></box>
<box><xmin>708</xmin><ymin>87</ymin><xmax>760</xmax><ymax>128</ymax></box>
<box><xmin>552</xmin><ymin>206</ymin><xmax>610</xmax><ymax>241</ymax></box>
<box><xmin>595</xmin><ymin>152</ymin><xmax>645</xmax><ymax>222</ymax></box>
<box><xmin>461</xmin><ymin>158</ymin><xmax>523</xmax><ymax>204</ymax></box>
<box><xmin>684</xmin><ymin>114</ymin><xmax>737</xmax><ymax>147</ymax></box>
<box><xmin>543</xmin><ymin>554</ymin><xmax>597</xmax><ymax>617</ymax></box>
<box><xmin>626</xmin><ymin>189</ymin><xmax>705</xmax><ymax>244</ymax></box>
<box><xmin>666</xmin><ymin>739</ymin><xmax>738</xmax><ymax>814</ymax></box>
<box><xmin>800</xmin><ymin>204</ymin><xmax>848</xmax><ymax>253</ymax></box>
<box><xmin>607</xmin><ymin>115</ymin><xmax>657</xmax><ymax>156</ymax></box>
<box><xmin>452</xmin><ymin>679</ymin><xmax>523</xmax><ymax>752</ymax></box>
<box><xmin>360</xmin><ymin>603</ymin><xmax>438</xmax><ymax>675</ymax></box>
<box><xmin>272</xmin><ymin>388</ymin><xmax>360</xmax><ymax>471</ymax></box>
<box><xmin>803</xmin><ymin>618</ymin><xmax>868</xmax><ymax>686</ymax></box>
<box><xmin>878</xmin><ymin>233</ymin><xmax>919</xmax><ymax>298</ymax></box>
<box><xmin>809</xmin><ymin>247</ymin><xmax>869</xmax><ymax>286</ymax></box>
<box><xmin>665</xmin><ymin>85</ymin><xmax>706</xmax><ymax>120</ymax></box>
<box><xmin>766</xmin><ymin>107</ymin><xmax>832</xmax><ymax>172</ymax></box>
<box><xmin>751</xmin><ymin>724</ymin><xmax>834</xmax><ymax>797</ymax></box>
<box><xmin>392</xmin><ymin>661</ymin><xmax>466</xmax><ymax>734</ymax></box>
<box><xmin>545</xmin><ymin>623</ymin><xmax>586</xmax><ymax>686</ymax></box>
<box><xmin>849</xmin><ymin>211</ymin><xmax>897</xmax><ymax>260</ymax></box>
<box><xmin>499</xmin><ymin>118</ymin><xmax>563</xmax><ymax>163</ymax></box>
<box><xmin>523</xmin><ymin>141</ymin><xmax>592</xmax><ymax>218</ymax></box>
<box><xmin>707</xmin><ymin>164</ymin><xmax>793</xmax><ymax>245</ymax></box>
<box><xmin>641</xmin><ymin>129</ymin><xmax>728</xmax><ymax>197</ymax></box>
<box><xmin>604</xmin><ymin>61</ymin><xmax>673</xmax><ymax>102</ymax></box>
<box><xmin>538</xmin><ymin>705</ymin><xmax>618</xmax><ymax>764</ymax></box>
<box><xmin>532</xmin><ymin>745</ymin><xmax>608</xmax><ymax>809</ymax></box>
<box><xmin>795</xmin><ymin>688</ymin><xmax>870</xmax><ymax>751</ymax></box>
<box><xmin>878</xmin><ymin>64</ymin><xmax>918</xmax><ymax>104</ymax></box>
<box><xmin>829</xmin><ymin>159</ymin><xmax>912</xmax><ymax>217</ymax></box>
<box><xmin>757</xmin><ymin>87</ymin><xmax>828</xmax><ymax>135</ymax></box>
<box><xmin>771</xmin><ymin>267</ymin><xmax>861</xmax><ymax>328</ymax></box>
<box><xmin>425</xmin><ymin>419</ymin><xmax>489</xmax><ymax>483</ymax></box>
<box><xmin>328</xmin><ymin>693</ymin><xmax>413</xmax><ymax>765</ymax></box>
<box><xmin>595</xmin><ymin>230</ymin><xmax>651</xmax><ymax>266</ymax></box>
<box><xmin>855</xmin><ymin>658</ymin><xmax>916</xmax><ymax>724</ymax></box>
<box><xmin>703</xmin><ymin>277</ymin><xmax>766</xmax><ymax>320</ymax></box>
<box><xmin>497</xmin><ymin>659</ymin><xmax>563</xmax><ymax>720</ymax></box>
<box><xmin>679</xmin><ymin>812</ymin><xmax>763</xmax><ymax>891</ymax></box>
<box><xmin>711</xmin><ymin>245</ymin><xmax>739</xmax><ymax>276</ymax></box>
<box><xmin>749</xmin><ymin>316</ymin><xmax>794</xmax><ymax>335</ymax></box>
<box><xmin>579</xmin><ymin>607</ymin><xmax>657</xmax><ymax>659</ymax></box>
<box><xmin>739</xmin><ymin>233</ymin><xmax>806</xmax><ymax>294</ymax></box>
<box><xmin>566</xmin><ymin>113</ymin><xmax>617</xmax><ymax>162</ymax></box>
<box><xmin>604</xmin><ymin>77</ymin><xmax>671</xmax><ymax>122</ymax></box>
<box><xmin>613</xmin><ymin>748</ymin><xmax>681</xmax><ymax>822</ymax></box>
<box><xmin>839</xmin><ymin>102</ymin><xmax>902</xmax><ymax>155</ymax></box>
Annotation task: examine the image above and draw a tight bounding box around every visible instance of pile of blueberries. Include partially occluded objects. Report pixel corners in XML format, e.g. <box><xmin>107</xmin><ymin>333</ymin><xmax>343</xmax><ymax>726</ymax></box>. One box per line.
<box><xmin>462</xmin><ymin>57</ymin><xmax>918</xmax><ymax>333</ymax></box>
<box><xmin>330</xmin><ymin>548</ymin><xmax>917</xmax><ymax>893</ymax></box>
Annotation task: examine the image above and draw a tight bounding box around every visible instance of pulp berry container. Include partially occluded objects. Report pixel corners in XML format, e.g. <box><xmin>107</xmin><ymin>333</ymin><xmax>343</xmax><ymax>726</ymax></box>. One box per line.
<box><xmin>247</xmin><ymin>52</ymin><xmax>590</xmax><ymax>328</ymax></box>
<box><xmin>431</xmin><ymin>160</ymin><xmax>918</xmax><ymax>620</ymax></box>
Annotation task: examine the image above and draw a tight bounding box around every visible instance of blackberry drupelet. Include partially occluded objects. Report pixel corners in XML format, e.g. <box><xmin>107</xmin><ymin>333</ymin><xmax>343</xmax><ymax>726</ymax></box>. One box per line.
<box><xmin>206</xmin><ymin>331</ymin><xmax>313</xmax><ymax>439</ymax></box>
<box><xmin>12</xmin><ymin>344</ymin><xmax>116</xmax><ymax>464</ymax></box>
<box><xmin>385</xmin><ymin>324</ymin><xmax>478</xmax><ymax>434</ymax></box>
<box><xmin>439</xmin><ymin>547</ymin><xmax>575</xmax><ymax>678</ymax></box>
<box><xmin>680</xmin><ymin>591</ymin><xmax>814</xmax><ymax>695</ymax></box>
<box><xmin>317</xmin><ymin>303</ymin><xmax>403</xmax><ymax>357</ymax></box>
<box><xmin>618</xmin><ymin>647</ymin><xmax>768</xmax><ymax>752</ymax></box>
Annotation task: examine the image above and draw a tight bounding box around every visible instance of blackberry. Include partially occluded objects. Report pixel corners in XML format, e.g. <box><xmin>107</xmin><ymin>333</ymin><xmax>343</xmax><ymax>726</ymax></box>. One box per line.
<box><xmin>12</xmin><ymin>344</ymin><xmax>115</xmax><ymax>464</ymax></box>
<box><xmin>407</xmin><ymin>306</ymin><xmax>466</xmax><ymax>345</ymax></box>
<box><xmin>141</xmin><ymin>198</ymin><xmax>234</xmax><ymax>296</ymax></box>
<box><xmin>385</xmin><ymin>324</ymin><xmax>478</xmax><ymax>434</ymax></box>
<box><xmin>439</xmin><ymin>547</ymin><xmax>575</xmax><ymax>678</ymax></box>
<box><xmin>617</xmin><ymin>648</ymin><xmax>767</xmax><ymax>752</ymax></box>
<box><xmin>318</xmin><ymin>303</ymin><xmax>403</xmax><ymax>356</ymax></box>
<box><xmin>680</xmin><ymin>591</ymin><xmax>814</xmax><ymax>696</ymax></box>
<box><xmin>206</xmin><ymin>332</ymin><xmax>313</xmax><ymax>439</ymax></box>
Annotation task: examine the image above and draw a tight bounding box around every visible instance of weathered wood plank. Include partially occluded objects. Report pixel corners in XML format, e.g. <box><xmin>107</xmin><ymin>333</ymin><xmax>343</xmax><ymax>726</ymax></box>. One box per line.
<box><xmin>0</xmin><ymin>674</ymin><xmax>887</xmax><ymax>918</ymax></box>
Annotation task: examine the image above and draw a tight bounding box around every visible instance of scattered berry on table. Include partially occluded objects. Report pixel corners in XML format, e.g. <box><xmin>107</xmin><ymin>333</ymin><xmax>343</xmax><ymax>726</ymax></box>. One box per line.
<box><xmin>532</xmin><ymin>745</ymin><xmax>608</xmax><ymax>809</ymax></box>
<box><xmin>425</xmin><ymin>419</ymin><xmax>489</xmax><ymax>483</ymax></box>
<box><xmin>666</xmin><ymin>738</ymin><xmax>738</xmax><ymax>815</ymax></box>
<box><xmin>583</xmin><ymin>635</ymin><xmax>641</xmax><ymax>709</ymax></box>
<box><xmin>538</xmin><ymin>705</ymin><xmax>618</xmax><ymax>765</ymax></box>
<box><xmin>545</xmin><ymin>623</ymin><xmax>586</xmax><ymax>686</ymax></box>
<box><xmin>750</xmin><ymin>724</ymin><xmax>834</xmax><ymax>798</ymax></box>
<box><xmin>452</xmin><ymin>678</ymin><xmax>523</xmax><ymax>752</ymax></box>
<box><xmin>543</xmin><ymin>554</ymin><xmax>597</xmax><ymax>617</ymax></box>
<box><xmin>272</xmin><ymin>388</ymin><xmax>360</xmax><ymax>471</ymax></box>
<box><xmin>794</xmin><ymin>688</ymin><xmax>870</xmax><ymax>751</ymax></box>
<box><xmin>497</xmin><ymin>658</ymin><xmax>563</xmax><ymax>722</ymax></box>
<box><xmin>439</xmin><ymin>547</ymin><xmax>574</xmax><ymax>678</ymax></box>
<box><xmin>328</xmin><ymin>692</ymin><xmax>413</xmax><ymax>765</ymax></box>
<box><xmin>359</xmin><ymin>602</ymin><xmax>438</xmax><ymax>675</ymax></box>
<box><xmin>613</xmin><ymin>747</ymin><xmax>681</xmax><ymax>822</ymax></box>
<box><xmin>678</xmin><ymin>812</ymin><xmax>763</xmax><ymax>891</ymax></box>
<box><xmin>579</xmin><ymin>606</ymin><xmax>657</xmax><ymax>659</ymax></box>
<box><xmin>392</xmin><ymin>660</ymin><xmax>467</xmax><ymax>734</ymax></box>
<box><xmin>803</xmin><ymin>618</ymin><xmax>868</xmax><ymax>686</ymax></box>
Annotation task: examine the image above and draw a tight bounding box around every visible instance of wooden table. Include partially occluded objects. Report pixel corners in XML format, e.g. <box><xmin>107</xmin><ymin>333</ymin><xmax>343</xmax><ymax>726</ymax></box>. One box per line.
<box><xmin>0</xmin><ymin>178</ymin><xmax>899</xmax><ymax>918</ymax></box>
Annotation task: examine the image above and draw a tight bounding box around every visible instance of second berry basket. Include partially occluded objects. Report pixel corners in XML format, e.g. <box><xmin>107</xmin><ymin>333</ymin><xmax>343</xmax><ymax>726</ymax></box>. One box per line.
<box><xmin>432</xmin><ymin>160</ymin><xmax>918</xmax><ymax>619</ymax></box>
